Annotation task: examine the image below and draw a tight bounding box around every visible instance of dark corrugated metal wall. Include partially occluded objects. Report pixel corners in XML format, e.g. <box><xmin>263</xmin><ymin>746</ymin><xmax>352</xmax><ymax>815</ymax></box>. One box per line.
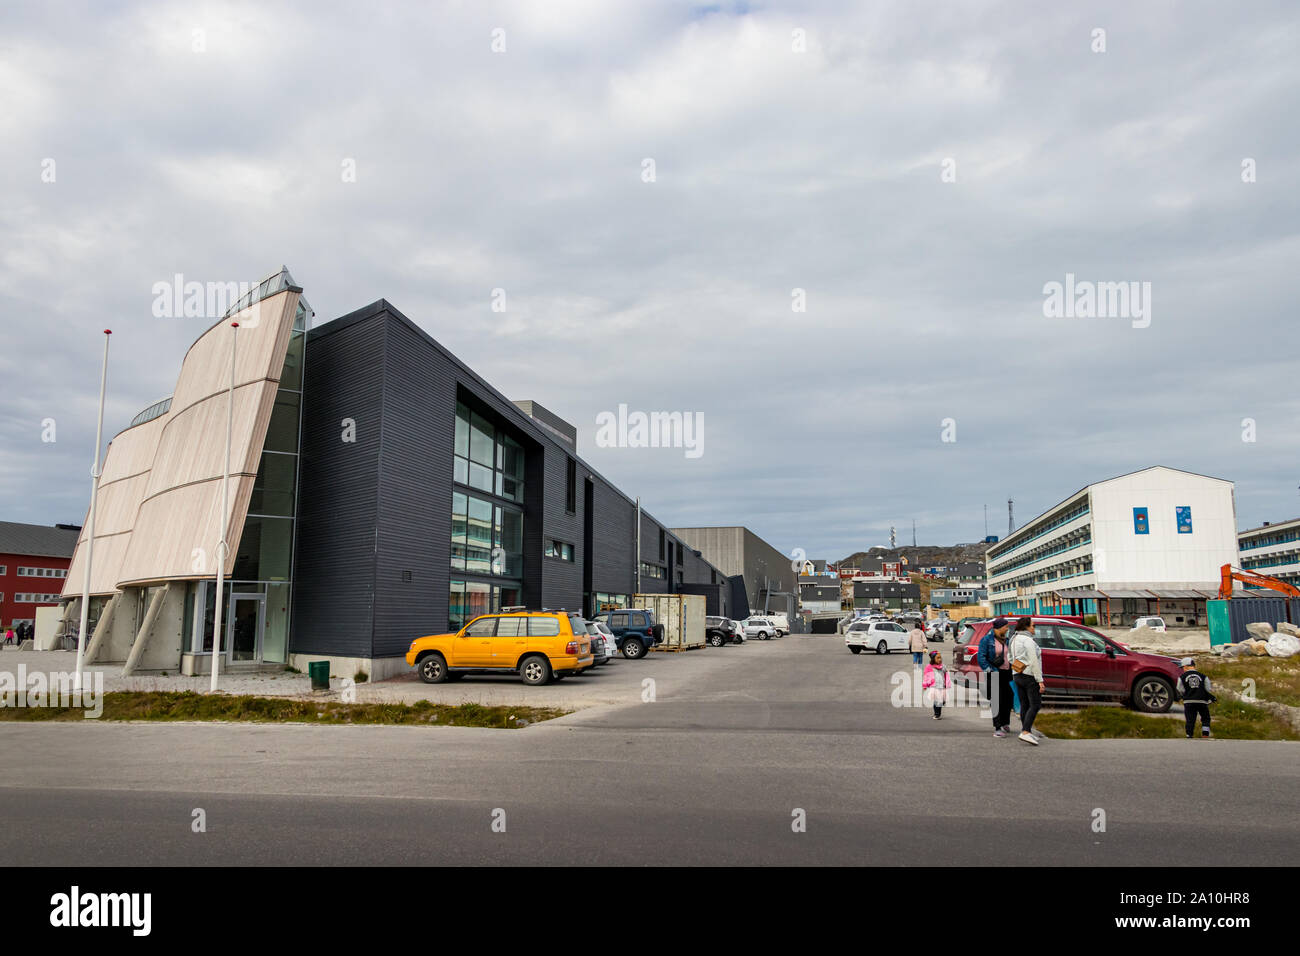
<box><xmin>291</xmin><ymin>301</ymin><xmax>742</xmax><ymax>661</ymax></box>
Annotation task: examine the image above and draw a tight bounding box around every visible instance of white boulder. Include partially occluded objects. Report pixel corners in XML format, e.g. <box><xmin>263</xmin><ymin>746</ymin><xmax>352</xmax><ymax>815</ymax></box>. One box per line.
<box><xmin>1245</xmin><ymin>621</ymin><xmax>1276</xmax><ymax>642</ymax></box>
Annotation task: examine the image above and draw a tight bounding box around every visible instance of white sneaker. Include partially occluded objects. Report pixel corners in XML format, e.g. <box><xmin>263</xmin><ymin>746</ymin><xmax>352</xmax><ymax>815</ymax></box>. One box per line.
<box><xmin>1018</xmin><ymin>732</ymin><xmax>1039</xmax><ymax>745</ymax></box>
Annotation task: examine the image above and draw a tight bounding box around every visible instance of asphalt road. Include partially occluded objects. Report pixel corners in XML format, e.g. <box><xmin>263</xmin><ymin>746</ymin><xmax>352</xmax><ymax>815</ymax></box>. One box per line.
<box><xmin>3</xmin><ymin>634</ymin><xmax>1296</xmax><ymax>865</ymax></box>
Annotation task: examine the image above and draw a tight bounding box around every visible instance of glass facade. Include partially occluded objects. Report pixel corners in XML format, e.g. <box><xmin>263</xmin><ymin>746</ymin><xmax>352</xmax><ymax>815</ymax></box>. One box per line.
<box><xmin>190</xmin><ymin>291</ymin><xmax>308</xmax><ymax>664</ymax></box>
<box><xmin>454</xmin><ymin>401</ymin><xmax>523</xmax><ymax>502</ymax></box>
<box><xmin>448</xmin><ymin>400</ymin><xmax>524</xmax><ymax>629</ymax></box>
<box><xmin>592</xmin><ymin>592</ymin><xmax>629</xmax><ymax>612</ymax></box>
<box><xmin>448</xmin><ymin>580</ymin><xmax>522</xmax><ymax>631</ymax></box>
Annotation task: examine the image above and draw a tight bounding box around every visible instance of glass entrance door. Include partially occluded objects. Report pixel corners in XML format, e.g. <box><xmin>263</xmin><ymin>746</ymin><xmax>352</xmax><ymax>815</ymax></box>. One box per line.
<box><xmin>229</xmin><ymin>594</ymin><xmax>264</xmax><ymax>663</ymax></box>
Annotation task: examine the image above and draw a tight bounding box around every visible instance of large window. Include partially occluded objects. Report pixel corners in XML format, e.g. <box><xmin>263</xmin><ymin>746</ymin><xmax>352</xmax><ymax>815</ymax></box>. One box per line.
<box><xmin>454</xmin><ymin>401</ymin><xmax>524</xmax><ymax>504</ymax></box>
<box><xmin>593</xmin><ymin>592</ymin><xmax>628</xmax><ymax>612</ymax></box>
<box><xmin>449</xmin><ymin>579</ymin><xmax>522</xmax><ymax>631</ymax></box>
<box><xmin>450</xmin><ymin>491</ymin><xmax>522</xmax><ymax>577</ymax></box>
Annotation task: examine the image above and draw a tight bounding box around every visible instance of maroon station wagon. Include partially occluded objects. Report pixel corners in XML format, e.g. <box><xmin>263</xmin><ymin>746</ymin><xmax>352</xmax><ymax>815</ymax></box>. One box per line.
<box><xmin>955</xmin><ymin>617</ymin><xmax>1184</xmax><ymax>713</ymax></box>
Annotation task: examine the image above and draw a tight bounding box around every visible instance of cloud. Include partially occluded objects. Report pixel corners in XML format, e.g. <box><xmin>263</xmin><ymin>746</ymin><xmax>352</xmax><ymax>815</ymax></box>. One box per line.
<box><xmin>1</xmin><ymin>0</ymin><xmax>1298</xmax><ymax>560</ymax></box>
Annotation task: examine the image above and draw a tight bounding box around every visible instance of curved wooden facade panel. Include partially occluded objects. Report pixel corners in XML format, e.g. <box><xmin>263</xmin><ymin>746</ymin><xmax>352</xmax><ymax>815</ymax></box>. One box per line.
<box><xmin>62</xmin><ymin>287</ymin><xmax>300</xmax><ymax>595</ymax></box>
<box><xmin>62</xmin><ymin>413</ymin><xmax>168</xmax><ymax>597</ymax></box>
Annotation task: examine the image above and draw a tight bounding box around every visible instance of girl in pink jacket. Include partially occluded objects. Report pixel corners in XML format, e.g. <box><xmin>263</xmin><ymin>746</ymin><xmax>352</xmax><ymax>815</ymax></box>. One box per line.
<box><xmin>923</xmin><ymin>650</ymin><xmax>952</xmax><ymax>720</ymax></box>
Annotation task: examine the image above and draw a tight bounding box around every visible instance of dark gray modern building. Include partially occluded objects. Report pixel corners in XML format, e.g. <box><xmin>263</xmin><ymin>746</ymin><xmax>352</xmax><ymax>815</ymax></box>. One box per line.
<box><xmin>669</xmin><ymin>526</ymin><xmax>796</xmax><ymax>622</ymax></box>
<box><xmin>291</xmin><ymin>300</ymin><xmax>736</xmax><ymax>677</ymax></box>
<box><xmin>61</xmin><ymin>274</ymin><xmax>738</xmax><ymax>681</ymax></box>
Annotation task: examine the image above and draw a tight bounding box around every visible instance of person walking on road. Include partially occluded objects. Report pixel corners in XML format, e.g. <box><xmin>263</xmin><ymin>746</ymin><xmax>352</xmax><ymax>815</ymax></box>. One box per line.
<box><xmin>1176</xmin><ymin>657</ymin><xmax>1217</xmax><ymax>739</ymax></box>
<box><xmin>908</xmin><ymin>621</ymin><xmax>927</xmax><ymax>667</ymax></box>
<box><xmin>978</xmin><ymin>617</ymin><xmax>1014</xmax><ymax>737</ymax></box>
<box><xmin>1009</xmin><ymin>616</ymin><xmax>1045</xmax><ymax>745</ymax></box>
<box><xmin>923</xmin><ymin>650</ymin><xmax>952</xmax><ymax>719</ymax></box>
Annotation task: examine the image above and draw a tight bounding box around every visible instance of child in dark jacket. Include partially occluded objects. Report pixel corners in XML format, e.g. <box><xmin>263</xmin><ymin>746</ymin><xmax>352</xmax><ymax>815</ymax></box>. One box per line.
<box><xmin>1176</xmin><ymin>657</ymin><xmax>1217</xmax><ymax>738</ymax></box>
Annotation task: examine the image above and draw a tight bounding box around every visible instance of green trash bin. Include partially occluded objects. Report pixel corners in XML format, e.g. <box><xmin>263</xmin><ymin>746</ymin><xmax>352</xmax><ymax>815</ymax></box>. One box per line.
<box><xmin>308</xmin><ymin>661</ymin><xmax>330</xmax><ymax>690</ymax></box>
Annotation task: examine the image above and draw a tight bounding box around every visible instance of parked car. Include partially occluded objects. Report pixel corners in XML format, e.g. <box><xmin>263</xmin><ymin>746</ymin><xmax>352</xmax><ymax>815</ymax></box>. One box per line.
<box><xmin>765</xmin><ymin>613</ymin><xmax>790</xmax><ymax>636</ymax></box>
<box><xmin>705</xmin><ymin>616</ymin><xmax>743</xmax><ymax>646</ymax></box>
<box><xmin>925</xmin><ymin>617</ymin><xmax>950</xmax><ymax>638</ymax></box>
<box><xmin>953</xmin><ymin>617</ymin><xmax>1182</xmax><ymax>712</ymax></box>
<box><xmin>1130</xmin><ymin>616</ymin><xmax>1167</xmax><ymax>632</ymax></box>
<box><xmin>845</xmin><ymin>619</ymin><xmax>910</xmax><ymax>654</ymax></box>
<box><xmin>728</xmin><ymin>619</ymin><xmax>747</xmax><ymax>643</ymax></box>
<box><xmin>741</xmin><ymin>617</ymin><xmax>778</xmax><ymax>640</ymax></box>
<box><xmin>591</xmin><ymin>620</ymin><xmax>618</xmax><ymax>661</ymax></box>
<box><xmin>591</xmin><ymin>607</ymin><xmax>663</xmax><ymax>659</ymax></box>
<box><xmin>584</xmin><ymin>620</ymin><xmax>618</xmax><ymax>664</ymax></box>
<box><xmin>407</xmin><ymin>609</ymin><xmax>593</xmax><ymax>686</ymax></box>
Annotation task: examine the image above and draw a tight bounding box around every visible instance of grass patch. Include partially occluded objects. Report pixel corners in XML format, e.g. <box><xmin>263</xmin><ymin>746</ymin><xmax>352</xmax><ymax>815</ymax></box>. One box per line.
<box><xmin>1196</xmin><ymin>655</ymin><xmax>1300</xmax><ymax>708</ymax></box>
<box><xmin>0</xmin><ymin>691</ymin><xmax>567</xmax><ymax>728</ymax></box>
<box><xmin>1035</xmin><ymin>701</ymin><xmax>1299</xmax><ymax>741</ymax></box>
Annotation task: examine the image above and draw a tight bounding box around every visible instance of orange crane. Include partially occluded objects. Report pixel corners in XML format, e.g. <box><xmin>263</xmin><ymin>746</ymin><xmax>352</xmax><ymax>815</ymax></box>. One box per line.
<box><xmin>1218</xmin><ymin>563</ymin><xmax>1300</xmax><ymax>600</ymax></box>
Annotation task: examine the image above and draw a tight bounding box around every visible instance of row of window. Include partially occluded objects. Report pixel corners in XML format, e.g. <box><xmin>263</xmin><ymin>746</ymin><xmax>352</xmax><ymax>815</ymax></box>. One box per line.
<box><xmin>9</xmin><ymin>567</ymin><xmax>69</xmax><ymax>578</ymax></box>
<box><xmin>640</xmin><ymin>562</ymin><xmax>666</xmax><ymax>580</ymax></box>
<box><xmin>988</xmin><ymin>501</ymin><xmax>1090</xmax><ymax>561</ymax></box>
<box><xmin>1240</xmin><ymin>526</ymin><xmax>1300</xmax><ymax>551</ymax></box>
<box><xmin>8</xmin><ymin>593</ymin><xmax>62</xmax><ymax>603</ymax></box>
<box><xmin>988</xmin><ymin>532</ymin><xmax>1091</xmax><ymax>579</ymax></box>
<box><xmin>990</xmin><ymin>555</ymin><xmax>1095</xmax><ymax>595</ymax></box>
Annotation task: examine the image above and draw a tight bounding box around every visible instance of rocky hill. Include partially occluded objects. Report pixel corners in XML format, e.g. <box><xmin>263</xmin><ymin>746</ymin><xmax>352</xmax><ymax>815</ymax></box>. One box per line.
<box><xmin>837</xmin><ymin>542</ymin><xmax>993</xmax><ymax>569</ymax></box>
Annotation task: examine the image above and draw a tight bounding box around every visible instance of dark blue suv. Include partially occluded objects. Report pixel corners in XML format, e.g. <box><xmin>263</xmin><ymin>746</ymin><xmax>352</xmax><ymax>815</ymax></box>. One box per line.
<box><xmin>593</xmin><ymin>608</ymin><xmax>663</xmax><ymax>659</ymax></box>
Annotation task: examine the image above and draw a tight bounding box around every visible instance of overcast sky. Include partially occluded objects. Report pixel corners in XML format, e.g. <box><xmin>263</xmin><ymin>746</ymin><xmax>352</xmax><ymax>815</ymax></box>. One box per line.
<box><xmin>2</xmin><ymin>0</ymin><xmax>1298</xmax><ymax>562</ymax></box>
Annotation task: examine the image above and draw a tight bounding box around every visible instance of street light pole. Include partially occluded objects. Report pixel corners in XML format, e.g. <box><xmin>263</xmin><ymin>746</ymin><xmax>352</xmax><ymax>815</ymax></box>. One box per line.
<box><xmin>74</xmin><ymin>330</ymin><xmax>111</xmax><ymax>692</ymax></box>
<box><xmin>210</xmin><ymin>321</ymin><xmax>238</xmax><ymax>693</ymax></box>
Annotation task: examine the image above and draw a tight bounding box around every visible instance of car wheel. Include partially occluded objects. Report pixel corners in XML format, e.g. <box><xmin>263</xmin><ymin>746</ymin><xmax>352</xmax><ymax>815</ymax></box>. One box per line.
<box><xmin>849</xmin><ymin>646</ymin><xmax>862</xmax><ymax>655</ymax></box>
<box><xmin>519</xmin><ymin>655</ymin><xmax>552</xmax><ymax>686</ymax></box>
<box><xmin>417</xmin><ymin>653</ymin><xmax>448</xmax><ymax>684</ymax></box>
<box><xmin>1132</xmin><ymin>675</ymin><xmax>1174</xmax><ymax>713</ymax></box>
<box><xmin>709</xmin><ymin>633</ymin><xmax>724</xmax><ymax>647</ymax></box>
<box><xmin>876</xmin><ymin>640</ymin><xmax>888</xmax><ymax>655</ymax></box>
<box><xmin>759</xmin><ymin>631</ymin><xmax>770</xmax><ymax>641</ymax></box>
<box><xmin>622</xmin><ymin>637</ymin><xmax>646</xmax><ymax>660</ymax></box>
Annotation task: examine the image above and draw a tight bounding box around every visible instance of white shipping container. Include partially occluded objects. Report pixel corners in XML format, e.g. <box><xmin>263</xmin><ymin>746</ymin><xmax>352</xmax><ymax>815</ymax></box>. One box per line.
<box><xmin>633</xmin><ymin>593</ymin><xmax>706</xmax><ymax>649</ymax></box>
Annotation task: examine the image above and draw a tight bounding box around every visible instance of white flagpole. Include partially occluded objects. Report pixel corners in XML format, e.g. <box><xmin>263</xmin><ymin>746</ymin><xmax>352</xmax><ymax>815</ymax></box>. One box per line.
<box><xmin>74</xmin><ymin>330</ymin><xmax>111</xmax><ymax>692</ymax></box>
<box><xmin>210</xmin><ymin>321</ymin><xmax>239</xmax><ymax>693</ymax></box>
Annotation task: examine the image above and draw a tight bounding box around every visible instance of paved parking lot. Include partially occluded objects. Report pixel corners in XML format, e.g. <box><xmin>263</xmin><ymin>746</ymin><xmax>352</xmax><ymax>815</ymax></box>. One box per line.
<box><xmin>0</xmin><ymin>639</ymin><xmax>780</xmax><ymax>711</ymax></box>
<box><xmin>3</xmin><ymin>631</ymin><xmax>1297</xmax><ymax>866</ymax></box>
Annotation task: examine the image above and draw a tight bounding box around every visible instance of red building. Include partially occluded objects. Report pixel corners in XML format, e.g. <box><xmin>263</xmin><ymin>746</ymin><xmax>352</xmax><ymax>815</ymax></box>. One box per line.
<box><xmin>0</xmin><ymin>522</ymin><xmax>81</xmax><ymax>630</ymax></box>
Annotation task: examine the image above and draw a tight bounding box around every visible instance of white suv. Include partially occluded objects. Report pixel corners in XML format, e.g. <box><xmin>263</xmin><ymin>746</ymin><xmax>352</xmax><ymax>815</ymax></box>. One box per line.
<box><xmin>845</xmin><ymin>619</ymin><xmax>910</xmax><ymax>655</ymax></box>
<box><xmin>742</xmin><ymin>617</ymin><xmax>778</xmax><ymax>641</ymax></box>
<box><xmin>1130</xmin><ymin>616</ymin><xmax>1167</xmax><ymax>632</ymax></box>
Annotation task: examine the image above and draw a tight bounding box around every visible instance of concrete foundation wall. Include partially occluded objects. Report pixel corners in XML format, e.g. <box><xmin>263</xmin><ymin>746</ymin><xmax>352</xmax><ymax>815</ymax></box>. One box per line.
<box><xmin>286</xmin><ymin>651</ymin><xmax>409</xmax><ymax>683</ymax></box>
<box><xmin>97</xmin><ymin>589</ymin><xmax>142</xmax><ymax>663</ymax></box>
<box><xmin>128</xmin><ymin>585</ymin><xmax>186</xmax><ymax>673</ymax></box>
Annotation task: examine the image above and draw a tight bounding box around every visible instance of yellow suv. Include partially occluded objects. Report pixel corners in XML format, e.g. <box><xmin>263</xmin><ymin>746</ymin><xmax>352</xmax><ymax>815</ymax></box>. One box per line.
<box><xmin>406</xmin><ymin>610</ymin><xmax>593</xmax><ymax>686</ymax></box>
